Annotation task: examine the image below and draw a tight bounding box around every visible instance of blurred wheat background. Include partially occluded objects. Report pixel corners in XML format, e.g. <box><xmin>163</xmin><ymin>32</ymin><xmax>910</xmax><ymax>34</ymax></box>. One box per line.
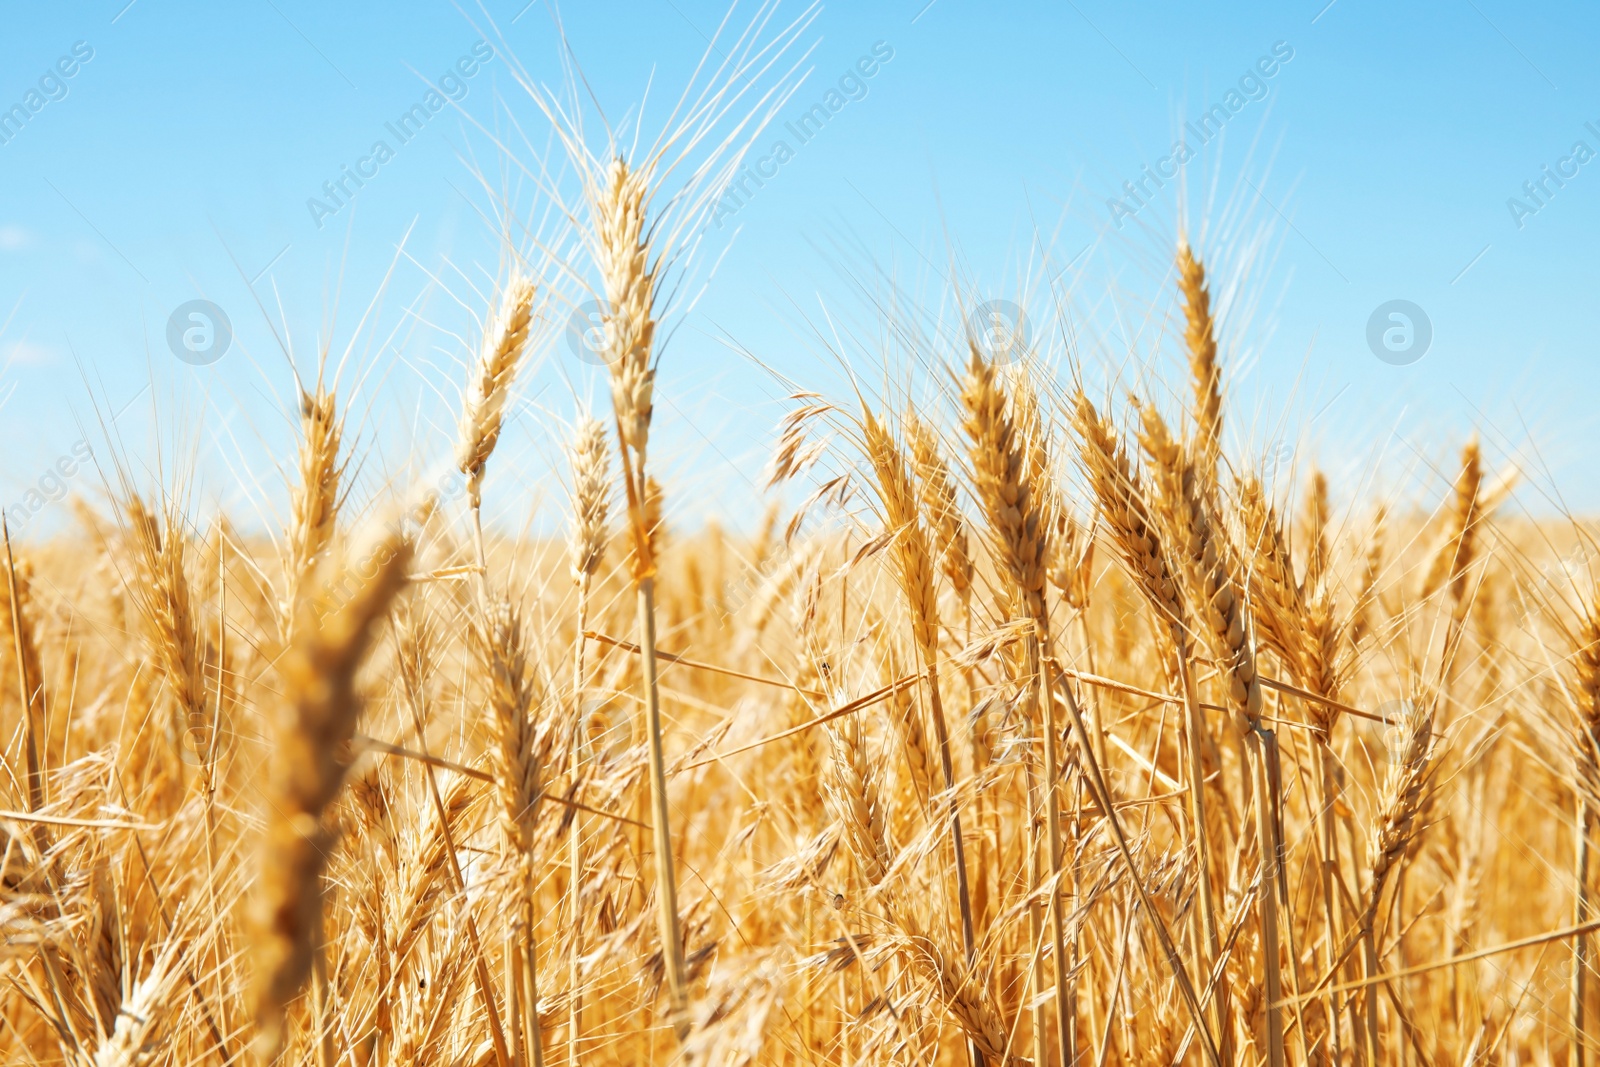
<box><xmin>4</xmin><ymin>6</ymin><xmax>1600</xmax><ymax>1067</ymax></box>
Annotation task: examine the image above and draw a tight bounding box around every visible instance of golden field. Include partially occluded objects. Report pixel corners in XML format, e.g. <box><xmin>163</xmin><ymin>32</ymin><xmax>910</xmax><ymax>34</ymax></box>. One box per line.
<box><xmin>3</xmin><ymin>22</ymin><xmax>1600</xmax><ymax>1067</ymax></box>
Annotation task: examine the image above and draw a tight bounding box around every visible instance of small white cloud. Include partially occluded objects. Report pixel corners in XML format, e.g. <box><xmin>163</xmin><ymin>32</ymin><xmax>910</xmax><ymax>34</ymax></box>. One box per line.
<box><xmin>0</xmin><ymin>225</ymin><xmax>29</xmax><ymax>251</ymax></box>
<box><xmin>4</xmin><ymin>341</ymin><xmax>56</xmax><ymax>366</ymax></box>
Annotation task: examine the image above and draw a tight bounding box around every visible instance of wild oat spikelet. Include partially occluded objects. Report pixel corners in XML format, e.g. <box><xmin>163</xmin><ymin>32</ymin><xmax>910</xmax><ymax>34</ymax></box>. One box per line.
<box><xmin>458</xmin><ymin>274</ymin><xmax>538</xmax><ymax>507</ymax></box>
<box><xmin>474</xmin><ymin>594</ymin><xmax>543</xmax><ymax>854</ymax></box>
<box><xmin>904</xmin><ymin>409</ymin><xmax>972</xmax><ymax>602</ymax></box>
<box><xmin>1178</xmin><ymin>240</ymin><xmax>1222</xmax><ymax>478</ymax></box>
<box><xmin>568</xmin><ymin>416</ymin><xmax>611</xmax><ymax>584</ymax></box>
<box><xmin>595</xmin><ymin>158</ymin><xmax>656</xmax><ymax>456</ymax></box>
<box><xmin>255</xmin><ymin>534</ymin><xmax>409</xmax><ymax>1061</ymax></box>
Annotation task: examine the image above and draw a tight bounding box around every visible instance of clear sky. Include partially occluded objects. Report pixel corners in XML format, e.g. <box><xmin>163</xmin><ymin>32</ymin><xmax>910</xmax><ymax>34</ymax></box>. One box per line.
<box><xmin>1</xmin><ymin>0</ymin><xmax>1596</xmax><ymax>539</ymax></box>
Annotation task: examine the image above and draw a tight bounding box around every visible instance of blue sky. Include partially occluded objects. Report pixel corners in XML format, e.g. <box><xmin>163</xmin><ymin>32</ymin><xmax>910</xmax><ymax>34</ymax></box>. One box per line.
<box><xmin>1</xmin><ymin>0</ymin><xmax>1596</xmax><ymax>537</ymax></box>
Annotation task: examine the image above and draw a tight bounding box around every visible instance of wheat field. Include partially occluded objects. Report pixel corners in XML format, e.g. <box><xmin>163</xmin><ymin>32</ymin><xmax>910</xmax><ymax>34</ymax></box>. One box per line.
<box><xmin>3</xmin><ymin>14</ymin><xmax>1600</xmax><ymax>1067</ymax></box>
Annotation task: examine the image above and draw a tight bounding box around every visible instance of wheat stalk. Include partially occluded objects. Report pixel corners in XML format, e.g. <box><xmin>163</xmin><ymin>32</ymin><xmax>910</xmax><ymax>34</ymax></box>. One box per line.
<box><xmin>861</xmin><ymin>408</ymin><xmax>979</xmax><ymax>990</ymax></box>
<box><xmin>1071</xmin><ymin>390</ymin><xmax>1229</xmax><ymax>1054</ymax></box>
<box><xmin>475</xmin><ymin>592</ymin><xmax>547</xmax><ymax>1067</ymax></box>
<box><xmin>565</xmin><ymin>414</ymin><xmax>609</xmax><ymax>1062</ymax></box>
<box><xmin>254</xmin><ymin>533</ymin><xmax>408</xmax><ymax>1063</ymax></box>
<box><xmin>1135</xmin><ymin>398</ymin><xmax>1280</xmax><ymax>1066</ymax></box>
<box><xmin>1570</xmin><ymin>589</ymin><xmax>1600</xmax><ymax>1066</ymax></box>
<box><xmin>958</xmin><ymin>347</ymin><xmax>1074</xmax><ymax>1065</ymax></box>
<box><xmin>587</xmin><ymin>154</ymin><xmax>689</xmax><ymax>1039</ymax></box>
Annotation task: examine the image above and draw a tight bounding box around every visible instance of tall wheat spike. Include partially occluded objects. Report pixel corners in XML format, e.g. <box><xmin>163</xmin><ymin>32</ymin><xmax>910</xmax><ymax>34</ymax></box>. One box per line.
<box><xmin>3</xmin><ymin>522</ymin><xmax>46</xmax><ymax>817</ymax></box>
<box><xmin>565</xmin><ymin>414</ymin><xmax>609</xmax><ymax>1062</ymax></box>
<box><xmin>1071</xmin><ymin>390</ymin><xmax>1229</xmax><ymax>1059</ymax></box>
<box><xmin>959</xmin><ymin>346</ymin><xmax>1075</xmax><ymax>1065</ymax></box>
<box><xmin>475</xmin><ymin>593</ymin><xmax>546</xmax><ymax>1067</ymax></box>
<box><xmin>1569</xmin><ymin>587</ymin><xmax>1600</xmax><ymax>1066</ymax></box>
<box><xmin>1135</xmin><ymin>398</ymin><xmax>1280</xmax><ymax>1066</ymax></box>
<box><xmin>1178</xmin><ymin>241</ymin><xmax>1222</xmax><ymax>484</ymax></box>
<box><xmin>452</xmin><ymin>269</ymin><xmax>546</xmax><ymax>1067</ymax></box>
<box><xmin>254</xmin><ymin>534</ymin><xmax>408</xmax><ymax>1063</ymax></box>
<box><xmin>588</xmin><ymin>155</ymin><xmax>688</xmax><ymax>1038</ymax></box>
<box><xmin>860</xmin><ymin>407</ymin><xmax>980</xmax><ymax>1045</ymax></box>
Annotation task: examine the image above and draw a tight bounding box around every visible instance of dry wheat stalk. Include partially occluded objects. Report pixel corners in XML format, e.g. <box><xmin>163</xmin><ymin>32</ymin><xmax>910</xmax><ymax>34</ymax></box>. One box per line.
<box><xmin>1569</xmin><ymin>588</ymin><xmax>1600</xmax><ymax>1065</ymax></box>
<box><xmin>1356</xmin><ymin>693</ymin><xmax>1438</xmax><ymax>1063</ymax></box>
<box><xmin>474</xmin><ymin>592</ymin><xmax>546</xmax><ymax>1067</ymax></box>
<box><xmin>958</xmin><ymin>347</ymin><xmax>1072</xmax><ymax>1065</ymax></box>
<box><xmin>565</xmin><ymin>414</ymin><xmax>609</xmax><ymax>1062</ymax></box>
<box><xmin>1071</xmin><ymin>391</ymin><xmax>1227</xmax><ymax>1027</ymax></box>
<box><xmin>1135</xmin><ymin>398</ymin><xmax>1279</xmax><ymax>1065</ymax></box>
<box><xmin>253</xmin><ymin>533</ymin><xmax>409</xmax><ymax>1063</ymax></box>
<box><xmin>860</xmin><ymin>407</ymin><xmax>980</xmax><ymax>1022</ymax></box>
<box><xmin>2</xmin><ymin>530</ymin><xmax>47</xmax><ymax>817</ymax></box>
<box><xmin>588</xmin><ymin>154</ymin><xmax>687</xmax><ymax>1039</ymax></box>
<box><xmin>393</xmin><ymin>593</ymin><xmax>513</xmax><ymax>1067</ymax></box>
<box><xmin>1239</xmin><ymin>473</ymin><xmax>1350</xmax><ymax>1055</ymax></box>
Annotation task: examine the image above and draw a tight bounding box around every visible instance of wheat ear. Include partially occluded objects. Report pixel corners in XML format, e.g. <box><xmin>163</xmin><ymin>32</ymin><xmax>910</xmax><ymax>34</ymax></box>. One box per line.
<box><xmin>1178</xmin><ymin>240</ymin><xmax>1222</xmax><ymax>482</ymax></box>
<box><xmin>1570</xmin><ymin>590</ymin><xmax>1600</xmax><ymax>1065</ymax></box>
<box><xmin>254</xmin><ymin>534</ymin><xmax>408</xmax><ymax>1063</ymax></box>
<box><xmin>591</xmin><ymin>156</ymin><xmax>687</xmax><ymax>1037</ymax></box>
<box><xmin>475</xmin><ymin>593</ymin><xmax>546</xmax><ymax>1067</ymax></box>
<box><xmin>459</xmin><ymin>274</ymin><xmax>538</xmax><ymax>508</ymax></box>
<box><xmin>1423</xmin><ymin>436</ymin><xmax>1483</xmax><ymax>608</ymax></box>
<box><xmin>958</xmin><ymin>348</ymin><xmax>1073</xmax><ymax>1066</ymax></box>
<box><xmin>1239</xmin><ymin>473</ymin><xmax>1349</xmax><ymax>1055</ymax></box>
<box><xmin>1135</xmin><ymin>399</ymin><xmax>1281</xmax><ymax>1066</ymax></box>
<box><xmin>124</xmin><ymin>495</ymin><xmax>210</xmax><ymax>777</ymax></box>
<box><xmin>2</xmin><ymin>522</ymin><xmax>46</xmax><ymax>818</ymax></box>
<box><xmin>1356</xmin><ymin>696</ymin><xmax>1437</xmax><ymax>1062</ymax></box>
<box><xmin>1071</xmin><ymin>391</ymin><xmax>1228</xmax><ymax>1050</ymax></box>
<box><xmin>861</xmin><ymin>409</ymin><xmax>979</xmax><ymax>969</ymax></box>
<box><xmin>565</xmin><ymin>414</ymin><xmax>609</xmax><ymax>1062</ymax></box>
<box><xmin>284</xmin><ymin>387</ymin><xmax>342</xmax><ymax>630</ymax></box>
